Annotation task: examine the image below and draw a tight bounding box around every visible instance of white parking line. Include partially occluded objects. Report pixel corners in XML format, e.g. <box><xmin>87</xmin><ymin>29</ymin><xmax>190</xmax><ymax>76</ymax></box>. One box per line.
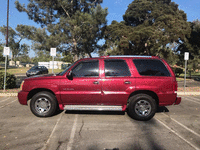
<box><xmin>67</xmin><ymin>114</ymin><xmax>78</xmax><ymax>150</ymax></box>
<box><xmin>184</xmin><ymin>98</ymin><xmax>200</xmax><ymax>105</ymax></box>
<box><xmin>162</xmin><ymin>113</ymin><xmax>200</xmax><ymax>138</ymax></box>
<box><xmin>186</xmin><ymin>96</ymin><xmax>200</xmax><ymax>102</ymax></box>
<box><xmin>0</xmin><ymin>99</ymin><xmax>17</xmax><ymax>108</ymax></box>
<box><xmin>41</xmin><ymin>112</ymin><xmax>63</xmax><ymax>150</ymax></box>
<box><xmin>0</xmin><ymin>97</ymin><xmax>11</xmax><ymax>103</ymax></box>
<box><xmin>155</xmin><ymin>118</ymin><xmax>200</xmax><ymax>150</ymax></box>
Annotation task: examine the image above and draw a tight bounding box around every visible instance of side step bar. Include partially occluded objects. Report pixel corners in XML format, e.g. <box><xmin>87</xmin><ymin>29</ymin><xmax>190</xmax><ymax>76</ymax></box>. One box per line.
<box><xmin>64</xmin><ymin>105</ymin><xmax>122</xmax><ymax>111</ymax></box>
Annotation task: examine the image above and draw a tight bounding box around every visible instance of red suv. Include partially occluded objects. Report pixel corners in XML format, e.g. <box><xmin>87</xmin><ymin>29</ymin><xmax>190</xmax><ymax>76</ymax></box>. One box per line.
<box><xmin>18</xmin><ymin>55</ymin><xmax>181</xmax><ymax>121</ymax></box>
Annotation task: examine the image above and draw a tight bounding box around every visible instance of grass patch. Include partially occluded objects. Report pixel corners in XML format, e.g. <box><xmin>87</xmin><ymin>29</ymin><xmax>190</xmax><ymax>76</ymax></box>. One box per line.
<box><xmin>48</xmin><ymin>69</ymin><xmax>64</xmax><ymax>74</ymax></box>
<box><xmin>0</xmin><ymin>68</ymin><xmax>64</xmax><ymax>74</ymax></box>
<box><xmin>0</xmin><ymin>67</ymin><xmax>29</xmax><ymax>74</ymax></box>
<box><xmin>176</xmin><ymin>78</ymin><xmax>184</xmax><ymax>82</ymax></box>
<box><xmin>179</xmin><ymin>72</ymin><xmax>200</xmax><ymax>77</ymax></box>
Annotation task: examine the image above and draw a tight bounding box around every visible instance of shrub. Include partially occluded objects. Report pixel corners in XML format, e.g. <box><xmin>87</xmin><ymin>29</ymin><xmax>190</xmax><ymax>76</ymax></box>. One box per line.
<box><xmin>171</xmin><ymin>67</ymin><xmax>183</xmax><ymax>77</ymax></box>
<box><xmin>0</xmin><ymin>72</ymin><xmax>16</xmax><ymax>89</ymax></box>
<box><xmin>175</xmin><ymin>68</ymin><xmax>183</xmax><ymax>77</ymax></box>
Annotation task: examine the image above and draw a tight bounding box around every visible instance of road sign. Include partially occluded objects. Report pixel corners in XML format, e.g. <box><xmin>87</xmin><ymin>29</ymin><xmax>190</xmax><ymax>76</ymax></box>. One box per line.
<box><xmin>184</xmin><ymin>52</ymin><xmax>189</xmax><ymax>93</ymax></box>
<box><xmin>184</xmin><ymin>52</ymin><xmax>189</xmax><ymax>60</ymax></box>
<box><xmin>50</xmin><ymin>48</ymin><xmax>56</xmax><ymax>56</ymax></box>
<box><xmin>3</xmin><ymin>47</ymin><xmax>10</xmax><ymax>55</ymax></box>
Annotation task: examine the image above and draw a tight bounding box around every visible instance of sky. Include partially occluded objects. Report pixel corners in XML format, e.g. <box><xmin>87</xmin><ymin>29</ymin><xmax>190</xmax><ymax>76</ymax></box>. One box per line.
<box><xmin>0</xmin><ymin>0</ymin><xmax>200</xmax><ymax>57</ymax></box>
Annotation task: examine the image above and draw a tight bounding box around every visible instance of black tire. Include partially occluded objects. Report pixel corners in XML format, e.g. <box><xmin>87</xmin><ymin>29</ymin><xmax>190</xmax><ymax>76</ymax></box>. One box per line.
<box><xmin>30</xmin><ymin>91</ymin><xmax>58</xmax><ymax>117</ymax></box>
<box><xmin>127</xmin><ymin>94</ymin><xmax>157</xmax><ymax>121</ymax></box>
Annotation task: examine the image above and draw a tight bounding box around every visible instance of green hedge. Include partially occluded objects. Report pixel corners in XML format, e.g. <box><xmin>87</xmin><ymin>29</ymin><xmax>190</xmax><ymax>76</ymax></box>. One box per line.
<box><xmin>172</xmin><ymin>67</ymin><xmax>183</xmax><ymax>77</ymax></box>
<box><xmin>0</xmin><ymin>72</ymin><xmax>16</xmax><ymax>89</ymax></box>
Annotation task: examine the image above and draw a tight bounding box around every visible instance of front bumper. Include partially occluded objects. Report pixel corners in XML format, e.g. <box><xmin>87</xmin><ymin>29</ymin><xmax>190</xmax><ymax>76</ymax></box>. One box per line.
<box><xmin>18</xmin><ymin>91</ymin><xmax>29</xmax><ymax>105</ymax></box>
<box><xmin>174</xmin><ymin>97</ymin><xmax>181</xmax><ymax>105</ymax></box>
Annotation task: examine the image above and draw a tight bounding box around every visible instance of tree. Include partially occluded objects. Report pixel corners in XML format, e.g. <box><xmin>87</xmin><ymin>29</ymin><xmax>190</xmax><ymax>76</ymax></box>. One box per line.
<box><xmin>14</xmin><ymin>44</ymin><xmax>31</xmax><ymax>63</ymax></box>
<box><xmin>104</xmin><ymin>0</ymin><xmax>191</xmax><ymax>61</ymax></box>
<box><xmin>15</xmin><ymin>0</ymin><xmax>107</xmax><ymax>59</ymax></box>
<box><xmin>0</xmin><ymin>26</ymin><xmax>30</xmax><ymax>61</ymax></box>
<box><xmin>0</xmin><ymin>43</ymin><xmax>5</xmax><ymax>62</ymax></box>
<box><xmin>32</xmin><ymin>50</ymin><xmax>52</xmax><ymax>63</ymax></box>
<box><xmin>62</xmin><ymin>51</ymin><xmax>74</xmax><ymax>63</ymax></box>
<box><xmin>176</xmin><ymin>20</ymin><xmax>200</xmax><ymax>71</ymax></box>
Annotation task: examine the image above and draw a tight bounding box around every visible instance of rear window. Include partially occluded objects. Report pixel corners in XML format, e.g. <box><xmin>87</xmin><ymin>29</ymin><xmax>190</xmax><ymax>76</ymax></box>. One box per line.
<box><xmin>133</xmin><ymin>59</ymin><xmax>170</xmax><ymax>76</ymax></box>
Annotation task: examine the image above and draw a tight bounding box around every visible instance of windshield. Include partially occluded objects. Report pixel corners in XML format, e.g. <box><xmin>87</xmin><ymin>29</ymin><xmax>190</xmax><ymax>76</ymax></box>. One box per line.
<box><xmin>58</xmin><ymin>62</ymin><xmax>76</xmax><ymax>76</ymax></box>
<box><xmin>30</xmin><ymin>66</ymin><xmax>38</xmax><ymax>70</ymax></box>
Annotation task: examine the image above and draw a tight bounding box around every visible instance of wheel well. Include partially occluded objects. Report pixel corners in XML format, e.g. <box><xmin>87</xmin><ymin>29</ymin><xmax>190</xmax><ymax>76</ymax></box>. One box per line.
<box><xmin>27</xmin><ymin>88</ymin><xmax>56</xmax><ymax>101</ymax></box>
<box><xmin>128</xmin><ymin>90</ymin><xmax>159</xmax><ymax>106</ymax></box>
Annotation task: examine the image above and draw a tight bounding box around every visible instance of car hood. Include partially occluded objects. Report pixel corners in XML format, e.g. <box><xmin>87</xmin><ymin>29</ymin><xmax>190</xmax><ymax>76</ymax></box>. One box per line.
<box><xmin>24</xmin><ymin>74</ymin><xmax>57</xmax><ymax>81</ymax></box>
<box><xmin>27</xmin><ymin>69</ymin><xmax>39</xmax><ymax>72</ymax></box>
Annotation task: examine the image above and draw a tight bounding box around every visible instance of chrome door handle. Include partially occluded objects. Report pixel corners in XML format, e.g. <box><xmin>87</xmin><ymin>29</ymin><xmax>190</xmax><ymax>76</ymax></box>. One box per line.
<box><xmin>93</xmin><ymin>81</ymin><xmax>99</xmax><ymax>84</ymax></box>
<box><xmin>124</xmin><ymin>81</ymin><xmax>131</xmax><ymax>84</ymax></box>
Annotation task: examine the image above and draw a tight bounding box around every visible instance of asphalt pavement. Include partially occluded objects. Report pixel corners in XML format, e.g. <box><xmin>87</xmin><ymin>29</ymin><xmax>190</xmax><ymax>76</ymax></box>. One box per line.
<box><xmin>0</xmin><ymin>96</ymin><xmax>200</xmax><ymax>150</ymax></box>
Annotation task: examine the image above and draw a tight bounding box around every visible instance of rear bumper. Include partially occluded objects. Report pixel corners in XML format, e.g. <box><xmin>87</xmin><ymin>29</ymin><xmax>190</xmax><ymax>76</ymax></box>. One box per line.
<box><xmin>18</xmin><ymin>91</ymin><xmax>29</xmax><ymax>105</ymax></box>
<box><xmin>174</xmin><ymin>97</ymin><xmax>181</xmax><ymax>105</ymax></box>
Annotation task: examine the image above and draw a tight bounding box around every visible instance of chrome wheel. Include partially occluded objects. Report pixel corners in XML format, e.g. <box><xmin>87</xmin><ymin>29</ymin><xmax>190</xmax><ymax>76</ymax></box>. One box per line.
<box><xmin>35</xmin><ymin>97</ymin><xmax>51</xmax><ymax>114</ymax></box>
<box><xmin>134</xmin><ymin>100</ymin><xmax>151</xmax><ymax>117</ymax></box>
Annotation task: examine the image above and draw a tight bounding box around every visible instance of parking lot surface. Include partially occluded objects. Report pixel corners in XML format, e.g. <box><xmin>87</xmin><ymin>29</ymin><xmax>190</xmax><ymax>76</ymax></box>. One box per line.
<box><xmin>0</xmin><ymin>96</ymin><xmax>200</xmax><ymax>150</ymax></box>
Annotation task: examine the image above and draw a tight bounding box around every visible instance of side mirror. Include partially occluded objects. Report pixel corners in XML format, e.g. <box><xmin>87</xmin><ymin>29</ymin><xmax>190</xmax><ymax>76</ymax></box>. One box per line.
<box><xmin>67</xmin><ymin>71</ymin><xmax>73</xmax><ymax>80</ymax></box>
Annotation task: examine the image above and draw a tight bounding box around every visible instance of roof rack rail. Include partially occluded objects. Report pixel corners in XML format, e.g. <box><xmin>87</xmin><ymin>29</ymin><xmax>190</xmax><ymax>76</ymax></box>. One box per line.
<box><xmin>108</xmin><ymin>55</ymin><xmax>152</xmax><ymax>58</ymax></box>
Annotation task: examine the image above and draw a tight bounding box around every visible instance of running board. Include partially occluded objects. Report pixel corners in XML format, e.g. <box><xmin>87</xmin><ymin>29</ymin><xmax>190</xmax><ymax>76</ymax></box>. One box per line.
<box><xmin>64</xmin><ymin>105</ymin><xmax>122</xmax><ymax>111</ymax></box>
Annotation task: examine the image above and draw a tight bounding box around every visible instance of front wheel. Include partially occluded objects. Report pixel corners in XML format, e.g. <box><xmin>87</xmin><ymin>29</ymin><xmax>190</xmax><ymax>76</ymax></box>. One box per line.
<box><xmin>127</xmin><ymin>94</ymin><xmax>157</xmax><ymax>121</ymax></box>
<box><xmin>30</xmin><ymin>91</ymin><xmax>58</xmax><ymax>117</ymax></box>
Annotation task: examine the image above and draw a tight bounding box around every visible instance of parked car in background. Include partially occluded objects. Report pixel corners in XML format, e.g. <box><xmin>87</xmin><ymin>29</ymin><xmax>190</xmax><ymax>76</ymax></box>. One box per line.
<box><xmin>19</xmin><ymin>55</ymin><xmax>181</xmax><ymax>121</ymax></box>
<box><xmin>26</xmin><ymin>66</ymin><xmax>48</xmax><ymax>77</ymax></box>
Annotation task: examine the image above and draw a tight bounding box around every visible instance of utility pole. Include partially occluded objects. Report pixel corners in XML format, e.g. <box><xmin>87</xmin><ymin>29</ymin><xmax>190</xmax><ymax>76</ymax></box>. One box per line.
<box><xmin>6</xmin><ymin>0</ymin><xmax>9</xmax><ymax>47</ymax></box>
<box><xmin>4</xmin><ymin>0</ymin><xmax>9</xmax><ymax>91</ymax></box>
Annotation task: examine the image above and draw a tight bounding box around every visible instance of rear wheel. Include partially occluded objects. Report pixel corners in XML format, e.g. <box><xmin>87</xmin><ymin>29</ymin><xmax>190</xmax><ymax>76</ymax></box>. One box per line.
<box><xmin>127</xmin><ymin>94</ymin><xmax>157</xmax><ymax>121</ymax></box>
<box><xmin>30</xmin><ymin>91</ymin><xmax>58</xmax><ymax>117</ymax></box>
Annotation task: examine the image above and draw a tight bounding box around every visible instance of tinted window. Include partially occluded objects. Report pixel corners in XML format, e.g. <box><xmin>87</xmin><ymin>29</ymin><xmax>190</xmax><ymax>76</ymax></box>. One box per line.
<box><xmin>133</xmin><ymin>59</ymin><xmax>170</xmax><ymax>76</ymax></box>
<box><xmin>105</xmin><ymin>59</ymin><xmax>131</xmax><ymax>77</ymax></box>
<box><xmin>72</xmin><ymin>60</ymin><xmax>99</xmax><ymax>77</ymax></box>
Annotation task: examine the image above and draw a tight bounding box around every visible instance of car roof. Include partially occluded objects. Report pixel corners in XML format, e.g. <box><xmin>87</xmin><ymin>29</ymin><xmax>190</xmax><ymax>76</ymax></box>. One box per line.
<box><xmin>78</xmin><ymin>55</ymin><xmax>160</xmax><ymax>61</ymax></box>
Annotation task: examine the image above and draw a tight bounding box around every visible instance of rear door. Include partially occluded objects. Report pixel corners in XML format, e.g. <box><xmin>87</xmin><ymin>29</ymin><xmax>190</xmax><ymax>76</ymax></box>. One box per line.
<box><xmin>133</xmin><ymin>59</ymin><xmax>175</xmax><ymax>105</ymax></box>
<box><xmin>101</xmin><ymin>59</ymin><xmax>135</xmax><ymax>106</ymax></box>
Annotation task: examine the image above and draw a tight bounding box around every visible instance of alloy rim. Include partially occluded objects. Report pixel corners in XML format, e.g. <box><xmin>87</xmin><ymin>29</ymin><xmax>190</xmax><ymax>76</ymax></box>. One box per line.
<box><xmin>135</xmin><ymin>100</ymin><xmax>151</xmax><ymax>117</ymax></box>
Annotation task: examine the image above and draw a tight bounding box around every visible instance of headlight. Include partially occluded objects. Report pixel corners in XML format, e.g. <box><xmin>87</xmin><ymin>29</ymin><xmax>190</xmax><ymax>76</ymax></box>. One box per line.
<box><xmin>20</xmin><ymin>80</ymin><xmax>25</xmax><ymax>90</ymax></box>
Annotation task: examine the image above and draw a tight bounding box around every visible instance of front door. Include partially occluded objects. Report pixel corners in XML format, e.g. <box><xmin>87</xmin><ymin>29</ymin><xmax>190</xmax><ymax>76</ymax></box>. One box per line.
<box><xmin>60</xmin><ymin>60</ymin><xmax>101</xmax><ymax>105</ymax></box>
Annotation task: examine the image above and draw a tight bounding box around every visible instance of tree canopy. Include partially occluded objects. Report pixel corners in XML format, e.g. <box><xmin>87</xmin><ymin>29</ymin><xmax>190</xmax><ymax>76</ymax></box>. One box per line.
<box><xmin>176</xmin><ymin>20</ymin><xmax>200</xmax><ymax>70</ymax></box>
<box><xmin>0</xmin><ymin>44</ymin><xmax>5</xmax><ymax>62</ymax></box>
<box><xmin>0</xmin><ymin>26</ymin><xmax>30</xmax><ymax>62</ymax></box>
<box><xmin>15</xmin><ymin>0</ymin><xmax>108</xmax><ymax>59</ymax></box>
<box><xmin>103</xmin><ymin>0</ymin><xmax>191</xmax><ymax>62</ymax></box>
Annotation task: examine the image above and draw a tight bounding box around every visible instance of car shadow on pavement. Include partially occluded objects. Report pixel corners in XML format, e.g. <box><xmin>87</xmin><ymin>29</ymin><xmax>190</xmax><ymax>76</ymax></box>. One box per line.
<box><xmin>63</xmin><ymin>106</ymin><xmax>168</xmax><ymax>116</ymax></box>
<box><xmin>86</xmin><ymin>118</ymin><xmax>164</xmax><ymax>150</ymax></box>
<box><xmin>156</xmin><ymin>106</ymin><xmax>169</xmax><ymax>113</ymax></box>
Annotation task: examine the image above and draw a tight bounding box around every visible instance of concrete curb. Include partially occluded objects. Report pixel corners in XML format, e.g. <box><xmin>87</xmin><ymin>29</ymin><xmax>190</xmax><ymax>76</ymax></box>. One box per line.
<box><xmin>177</xmin><ymin>92</ymin><xmax>200</xmax><ymax>96</ymax></box>
<box><xmin>0</xmin><ymin>93</ymin><xmax>18</xmax><ymax>97</ymax></box>
<box><xmin>0</xmin><ymin>92</ymin><xmax>199</xmax><ymax>97</ymax></box>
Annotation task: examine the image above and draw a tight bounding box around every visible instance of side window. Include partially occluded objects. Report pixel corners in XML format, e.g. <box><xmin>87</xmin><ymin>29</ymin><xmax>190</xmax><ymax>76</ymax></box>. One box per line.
<box><xmin>72</xmin><ymin>60</ymin><xmax>99</xmax><ymax>77</ymax></box>
<box><xmin>104</xmin><ymin>59</ymin><xmax>131</xmax><ymax>77</ymax></box>
<box><xmin>133</xmin><ymin>59</ymin><xmax>170</xmax><ymax>76</ymax></box>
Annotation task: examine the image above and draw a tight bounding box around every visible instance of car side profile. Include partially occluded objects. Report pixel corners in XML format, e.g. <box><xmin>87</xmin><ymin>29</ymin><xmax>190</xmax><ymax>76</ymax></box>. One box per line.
<box><xmin>26</xmin><ymin>65</ymin><xmax>48</xmax><ymax>77</ymax></box>
<box><xmin>18</xmin><ymin>55</ymin><xmax>181</xmax><ymax>121</ymax></box>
